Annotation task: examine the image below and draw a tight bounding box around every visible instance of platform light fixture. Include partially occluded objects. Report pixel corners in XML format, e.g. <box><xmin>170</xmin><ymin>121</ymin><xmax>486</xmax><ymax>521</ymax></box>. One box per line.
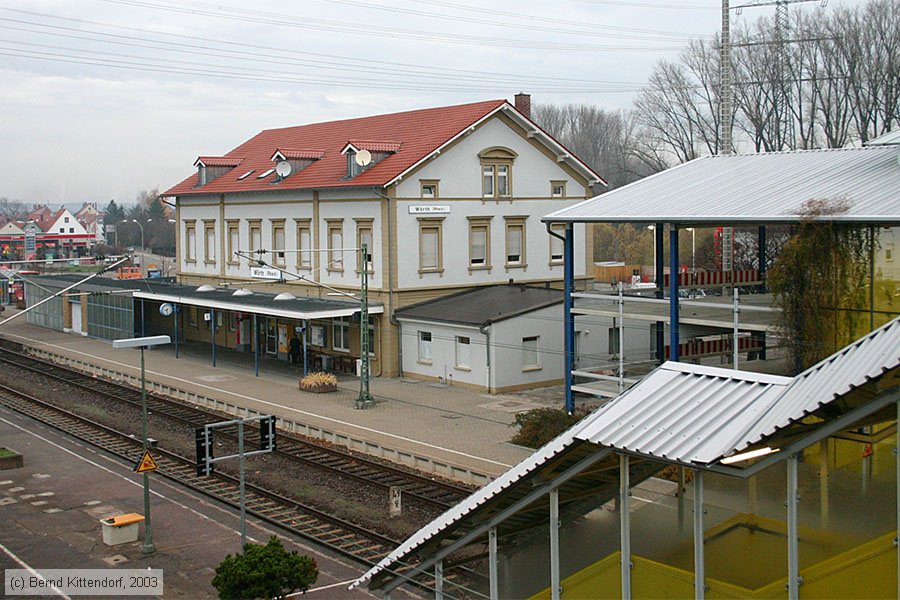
<box><xmin>720</xmin><ymin>446</ymin><xmax>778</xmax><ymax>465</ymax></box>
<box><xmin>111</xmin><ymin>335</ymin><xmax>171</xmax><ymax>554</ymax></box>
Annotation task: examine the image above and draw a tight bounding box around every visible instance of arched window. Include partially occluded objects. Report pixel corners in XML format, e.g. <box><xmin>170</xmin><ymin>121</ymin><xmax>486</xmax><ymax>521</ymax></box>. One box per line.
<box><xmin>478</xmin><ymin>147</ymin><xmax>517</xmax><ymax>198</ymax></box>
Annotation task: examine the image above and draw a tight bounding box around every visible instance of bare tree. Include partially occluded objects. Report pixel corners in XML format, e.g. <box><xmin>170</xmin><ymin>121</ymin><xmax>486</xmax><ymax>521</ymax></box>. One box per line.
<box><xmin>0</xmin><ymin>197</ymin><xmax>28</xmax><ymax>221</ymax></box>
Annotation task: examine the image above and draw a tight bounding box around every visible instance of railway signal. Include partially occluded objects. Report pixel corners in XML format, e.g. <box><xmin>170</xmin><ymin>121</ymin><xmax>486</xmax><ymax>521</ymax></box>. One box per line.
<box><xmin>259</xmin><ymin>415</ymin><xmax>277</xmax><ymax>452</ymax></box>
<box><xmin>195</xmin><ymin>428</ymin><xmax>214</xmax><ymax>476</ymax></box>
<box><xmin>196</xmin><ymin>414</ymin><xmax>278</xmax><ymax>554</ymax></box>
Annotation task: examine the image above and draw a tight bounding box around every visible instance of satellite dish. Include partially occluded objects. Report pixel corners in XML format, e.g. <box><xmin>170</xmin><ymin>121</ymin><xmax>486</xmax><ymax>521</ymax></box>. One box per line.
<box><xmin>354</xmin><ymin>149</ymin><xmax>372</xmax><ymax>167</ymax></box>
<box><xmin>275</xmin><ymin>160</ymin><xmax>292</xmax><ymax>177</ymax></box>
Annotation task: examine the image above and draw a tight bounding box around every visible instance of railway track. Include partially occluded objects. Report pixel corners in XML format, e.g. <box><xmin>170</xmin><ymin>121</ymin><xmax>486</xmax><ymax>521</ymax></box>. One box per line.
<box><xmin>0</xmin><ymin>382</ymin><xmax>398</xmax><ymax>564</ymax></box>
<box><xmin>0</xmin><ymin>345</ymin><xmax>474</xmax><ymax>512</ymax></box>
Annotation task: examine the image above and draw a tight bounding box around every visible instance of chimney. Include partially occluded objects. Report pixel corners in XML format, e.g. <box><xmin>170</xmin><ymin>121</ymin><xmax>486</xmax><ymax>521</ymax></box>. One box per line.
<box><xmin>514</xmin><ymin>93</ymin><xmax>531</xmax><ymax>120</ymax></box>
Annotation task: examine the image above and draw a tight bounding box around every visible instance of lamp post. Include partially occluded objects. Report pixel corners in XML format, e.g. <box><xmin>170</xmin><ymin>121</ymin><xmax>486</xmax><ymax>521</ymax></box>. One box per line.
<box><xmin>111</xmin><ymin>335</ymin><xmax>171</xmax><ymax>555</ymax></box>
<box><xmin>130</xmin><ymin>220</ymin><xmax>145</xmax><ymax>253</ymax></box>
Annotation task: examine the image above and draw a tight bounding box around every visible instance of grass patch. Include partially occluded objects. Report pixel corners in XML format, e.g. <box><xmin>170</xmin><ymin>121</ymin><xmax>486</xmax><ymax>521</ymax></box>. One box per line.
<box><xmin>0</xmin><ymin>447</ymin><xmax>18</xmax><ymax>457</ymax></box>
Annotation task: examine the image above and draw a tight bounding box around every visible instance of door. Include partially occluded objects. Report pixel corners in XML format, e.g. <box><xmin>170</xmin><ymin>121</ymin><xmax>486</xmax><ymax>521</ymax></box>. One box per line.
<box><xmin>266</xmin><ymin>317</ymin><xmax>278</xmax><ymax>355</ymax></box>
<box><xmin>70</xmin><ymin>298</ymin><xmax>83</xmax><ymax>334</ymax></box>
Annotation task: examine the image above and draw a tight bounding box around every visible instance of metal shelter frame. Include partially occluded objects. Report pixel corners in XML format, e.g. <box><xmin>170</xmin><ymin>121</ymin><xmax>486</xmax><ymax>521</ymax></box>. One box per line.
<box><xmin>353</xmin><ymin>318</ymin><xmax>900</xmax><ymax>599</ymax></box>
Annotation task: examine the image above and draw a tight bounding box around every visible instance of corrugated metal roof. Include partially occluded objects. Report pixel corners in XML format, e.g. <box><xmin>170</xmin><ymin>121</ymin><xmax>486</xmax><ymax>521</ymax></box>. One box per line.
<box><xmin>869</xmin><ymin>130</ymin><xmax>900</xmax><ymax>146</ymax></box>
<box><xmin>574</xmin><ymin>363</ymin><xmax>791</xmax><ymax>464</ymax></box>
<box><xmin>543</xmin><ymin>146</ymin><xmax>900</xmax><ymax>225</ymax></box>
<box><xmin>352</xmin><ymin>317</ymin><xmax>900</xmax><ymax>591</ymax></box>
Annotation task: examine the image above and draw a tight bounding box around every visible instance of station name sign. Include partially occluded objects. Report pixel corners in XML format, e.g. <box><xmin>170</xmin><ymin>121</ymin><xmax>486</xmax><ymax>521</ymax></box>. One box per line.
<box><xmin>408</xmin><ymin>205</ymin><xmax>450</xmax><ymax>215</ymax></box>
<box><xmin>250</xmin><ymin>266</ymin><xmax>282</xmax><ymax>280</ymax></box>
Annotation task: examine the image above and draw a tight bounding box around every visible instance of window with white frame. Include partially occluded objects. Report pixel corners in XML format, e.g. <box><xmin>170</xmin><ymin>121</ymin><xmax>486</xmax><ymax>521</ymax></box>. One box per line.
<box><xmin>204</xmin><ymin>221</ymin><xmax>216</xmax><ymax>263</ymax></box>
<box><xmin>468</xmin><ymin>217</ymin><xmax>491</xmax><ymax>269</ymax></box>
<box><xmin>455</xmin><ymin>336</ymin><xmax>471</xmax><ymax>369</ymax></box>
<box><xmin>227</xmin><ymin>220</ymin><xmax>239</xmax><ymax>264</ymax></box>
<box><xmin>479</xmin><ymin>147</ymin><xmax>516</xmax><ymax>198</ymax></box>
<box><xmin>272</xmin><ymin>220</ymin><xmax>286</xmax><ymax>266</ymax></box>
<box><xmin>551</xmin><ymin>181</ymin><xmax>566</xmax><ymax>198</ymax></box>
<box><xmin>505</xmin><ymin>217</ymin><xmax>527</xmax><ymax>267</ymax></box>
<box><xmin>420</xmin><ymin>180</ymin><xmax>439</xmax><ymax>198</ymax></box>
<box><xmin>249</xmin><ymin>221</ymin><xmax>261</xmax><ymax>262</ymax></box>
<box><xmin>522</xmin><ymin>336</ymin><xmax>539</xmax><ymax>369</ymax></box>
<box><xmin>332</xmin><ymin>317</ymin><xmax>350</xmax><ymax>352</ymax></box>
<box><xmin>418</xmin><ymin>219</ymin><xmax>443</xmax><ymax>273</ymax></box>
<box><xmin>549</xmin><ymin>222</ymin><xmax>565</xmax><ymax>264</ymax></box>
<box><xmin>327</xmin><ymin>220</ymin><xmax>343</xmax><ymax>271</ymax></box>
<box><xmin>296</xmin><ymin>220</ymin><xmax>311</xmax><ymax>269</ymax></box>
<box><xmin>185</xmin><ymin>221</ymin><xmax>196</xmax><ymax>262</ymax></box>
<box><xmin>356</xmin><ymin>219</ymin><xmax>374</xmax><ymax>273</ymax></box>
<box><xmin>418</xmin><ymin>331</ymin><xmax>432</xmax><ymax>363</ymax></box>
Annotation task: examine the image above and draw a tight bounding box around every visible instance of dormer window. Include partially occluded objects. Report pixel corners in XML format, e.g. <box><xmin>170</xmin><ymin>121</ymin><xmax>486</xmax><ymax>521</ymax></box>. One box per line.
<box><xmin>194</xmin><ymin>156</ymin><xmax>243</xmax><ymax>187</ymax></box>
<box><xmin>341</xmin><ymin>140</ymin><xmax>401</xmax><ymax>179</ymax></box>
<box><xmin>269</xmin><ymin>149</ymin><xmax>325</xmax><ymax>182</ymax></box>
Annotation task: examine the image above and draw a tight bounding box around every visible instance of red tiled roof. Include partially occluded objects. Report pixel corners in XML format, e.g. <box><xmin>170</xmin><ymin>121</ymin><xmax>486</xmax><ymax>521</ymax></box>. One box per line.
<box><xmin>166</xmin><ymin>99</ymin><xmax>508</xmax><ymax>196</ymax></box>
<box><xmin>345</xmin><ymin>139</ymin><xmax>403</xmax><ymax>153</ymax></box>
<box><xmin>194</xmin><ymin>156</ymin><xmax>245</xmax><ymax>167</ymax></box>
<box><xmin>272</xmin><ymin>148</ymin><xmax>327</xmax><ymax>161</ymax></box>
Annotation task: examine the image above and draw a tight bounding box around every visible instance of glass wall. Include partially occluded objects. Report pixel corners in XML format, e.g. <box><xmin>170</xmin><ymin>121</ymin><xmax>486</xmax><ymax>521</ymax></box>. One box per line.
<box><xmin>87</xmin><ymin>292</ymin><xmax>134</xmax><ymax>341</ymax></box>
<box><xmin>24</xmin><ymin>282</ymin><xmax>63</xmax><ymax>330</ymax></box>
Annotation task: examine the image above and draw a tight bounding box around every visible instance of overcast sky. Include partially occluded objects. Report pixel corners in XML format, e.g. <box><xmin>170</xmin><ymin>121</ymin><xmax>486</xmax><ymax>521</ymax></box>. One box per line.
<box><xmin>0</xmin><ymin>0</ymin><xmax>860</xmax><ymax>207</ymax></box>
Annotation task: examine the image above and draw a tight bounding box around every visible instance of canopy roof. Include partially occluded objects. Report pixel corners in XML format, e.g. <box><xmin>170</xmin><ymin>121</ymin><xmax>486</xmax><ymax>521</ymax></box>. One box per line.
<box><xmin>543</xmin><ymin>146</ymin><xmax>900</xmax><ymax>226</ymax></box>
<box><xmin>354</xmin><ymin>317</ymin><xmax>900</xmax><ymax>593</ymax></box>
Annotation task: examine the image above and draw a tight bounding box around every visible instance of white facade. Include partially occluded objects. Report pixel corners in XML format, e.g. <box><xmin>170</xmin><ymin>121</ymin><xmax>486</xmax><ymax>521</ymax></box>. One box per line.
<box><xmin>47</xmin><ymin>209</ymin><xmax>87</xmax><ymax>238</ymax></box>
<box><xmin>175</xmin><ymin>113</ymin><xmax>589</xmax><ymax>292</ymax></box>
<box><xmin>398</xmin><ymin>305</ymin><xmax>609</xmax><ymax>393</ymax></box>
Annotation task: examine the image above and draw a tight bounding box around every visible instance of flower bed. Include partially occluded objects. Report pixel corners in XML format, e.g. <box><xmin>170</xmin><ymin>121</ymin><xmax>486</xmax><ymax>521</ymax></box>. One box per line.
<box><xmin>299</xmin><ymin>372</ymin><xmax>338</xmax><ymax>394</ymax></box>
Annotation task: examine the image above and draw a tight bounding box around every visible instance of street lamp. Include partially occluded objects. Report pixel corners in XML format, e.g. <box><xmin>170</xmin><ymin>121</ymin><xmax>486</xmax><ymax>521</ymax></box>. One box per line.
<box><xmin>130</xmin><ymin>220</ymin><xmax>145</xmax><ymax>253</ymax></box>
<box><xmin>111</xmin><ymin>335</ymin><xmax>171</xmax><ymax>555</ymax></box>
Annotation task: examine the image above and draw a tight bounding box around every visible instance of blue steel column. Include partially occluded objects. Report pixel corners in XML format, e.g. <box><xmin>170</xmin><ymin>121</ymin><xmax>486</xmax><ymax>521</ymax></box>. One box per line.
<box><xmin>253</xmin><ymin>314</ymin><xmax>259</xmax><ymax>377</ymax></box>
<box><xmin>669</xmin><ymin>226</ymin><xmax>680</xmax><ymax>362</ymax></box>
<box><xmin>564</xmin><ymin>223</ymin><xmax>575</xmax><ymax>414</ymax></box>
<box><xmin>302</xmin><ymin>319</ymin><xmax>309</xmax><ymax>377</ymax></box>
<box><xmin>211</xmin><ymin>308</ymin><xmax>217</xmax><ymax>368</ymax></box>
<box><xmin>655</xmin><ymin>222</ymin><xmax>665</xmax><ymax>364</ymax></box>
<box><xmin>174</xmin><ymin>305</ymin><xmax>179</xmax><ymax>358</ymax></box>
<box><xmin>140</xmin><ymin>298</ymin><xmax>146</xmax><ymax>337</ymax></box>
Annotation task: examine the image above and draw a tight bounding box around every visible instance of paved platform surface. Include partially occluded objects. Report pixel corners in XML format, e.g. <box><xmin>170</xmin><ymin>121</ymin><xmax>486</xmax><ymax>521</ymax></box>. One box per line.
<box><xmin>0</xmin><ymin>406</ymin><xmax>383</xmax><ymax>599</ymax></box>
<box><xmin>0</xmin><ymin>309</ymin><xmax>540</xmax><ymax>481</ymax></box>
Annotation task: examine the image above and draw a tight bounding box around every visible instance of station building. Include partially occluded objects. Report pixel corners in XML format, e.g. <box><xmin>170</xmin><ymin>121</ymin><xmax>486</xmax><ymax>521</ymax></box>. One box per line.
<box><xmin>160</xmin><ymin>96</ymin><xmax>604</xmax><ymax>379</ymax></box>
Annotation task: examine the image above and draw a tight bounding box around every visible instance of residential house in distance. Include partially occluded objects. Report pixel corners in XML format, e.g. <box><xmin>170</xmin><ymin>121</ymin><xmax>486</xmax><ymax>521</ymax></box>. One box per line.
<box><xmin>75</xmin><ymin>202</ymin><xmax>105</xmax><ymax>246</ymax></box>
<box><xmin>161</xmin><ymin>96</ymin><xmax>604</xmax><ymax>378</ymax></box>
<box><xmin>43</xmin><ymin>208</ymin><xmax>92</xmax><ymax>257</ymax></box>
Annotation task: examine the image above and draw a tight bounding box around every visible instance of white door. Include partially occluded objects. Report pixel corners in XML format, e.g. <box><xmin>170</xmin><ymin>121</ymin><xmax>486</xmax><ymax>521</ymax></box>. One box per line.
<box><xmin>70</xmin><ymin>299</ymin><xmax>83</xmax><ymax>334</ymax></box>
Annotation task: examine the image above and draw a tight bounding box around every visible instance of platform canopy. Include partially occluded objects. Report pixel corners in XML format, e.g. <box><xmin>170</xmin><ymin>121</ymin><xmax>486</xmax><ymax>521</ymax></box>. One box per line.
<box><xmin>542</xmin><ymin>146</ymin><xmax>900</xmax><ymax>226</ymax></box>
<box><xmin>353</xmin><ymin>316</ymin><xmax>900</xmax><ymax>594</ymax></box>
<box><xmin>132</xmin><ymin>281</ymin><xmax>382</xmax><ymax>321</ymax></box>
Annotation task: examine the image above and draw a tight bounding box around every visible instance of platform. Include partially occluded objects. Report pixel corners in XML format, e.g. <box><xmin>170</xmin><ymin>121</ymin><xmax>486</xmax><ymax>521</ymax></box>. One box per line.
<box><xmin>0</xmin><ymin>309</ymin><xmax>535</xmax><ymax>485</ymax></box>
<box><xmin>0</xmin><ymin>406</ymin><xmax>380</xmax><ymax>598</ymax></box>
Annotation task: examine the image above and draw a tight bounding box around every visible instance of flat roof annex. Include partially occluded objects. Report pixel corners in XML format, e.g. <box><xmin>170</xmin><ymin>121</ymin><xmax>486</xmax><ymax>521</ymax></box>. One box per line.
<box><xmin>353</xmin><ymin>316</ymin><xmax>900</xmax><ymax>592</ymax></box>
<box><xmin>543</xmin><ymin>146</ymin><xmax>900</xmax><ymax>226</ymax></box>
<box><xmin>394</xmin><ymin>285</ymin><xmax>562</xmax><ymax>328</ymax></box>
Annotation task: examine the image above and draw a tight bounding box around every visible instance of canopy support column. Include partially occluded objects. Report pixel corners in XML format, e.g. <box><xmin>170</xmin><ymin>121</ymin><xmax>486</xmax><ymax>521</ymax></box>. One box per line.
<box><xmin>669</xmin><ymin>226</ymin><xmax>680</xmax><ymax>361</ymax></box>
<box><xmin>489</xmin><ymin>527</ymin><xmax>499</xmax><ymax>600</ymax></box>
<box><xmin>211</xmin><ymin>308</ymin><xmax>216</xmax><ymax>367</ymax></box>
<box><xmin>174</xmin><ymin>304</ymin><xmax>179</xmax><ymax>358</ymax></box>
<box><xmin>564</xmin><ymin>224</ymin><xmax>575</xmax><ymax>414</ymax></box>
<box><xmin>620</xmin><ymin>453</ymin><xmax>631</xmax><ymax>598</ymax></box>
<box><xmin>820</xmin><ymin>440</ymin><xmax>829</xmax><ymax>528</ymax></box>
<box><xmin>253</xmin><ymin>314</ymin><xmax>259</xmax><ymax>377</ymax></box>
<box><xmin>655</xmin><ymin>222</ymin><xmax>665</xmax><ymax>365</ymax></box>
<box><xmin>550</xmin><ymin>488</ymin><xmax>560</xmax><ymax>600</ymax></box>
<box><xmin>694</xmin><ymin>470</ymin><xmax>705</xmax><ymax>599</ymax></box>
<box><xmin>435</xmin><ymin>561</ymin><xmax>443</xmax><ymax>600</ymax></box>
<box><xmin>787</xmin><ymin>454</ymin><xmax>800</xmax><ymax>600</ymax></box>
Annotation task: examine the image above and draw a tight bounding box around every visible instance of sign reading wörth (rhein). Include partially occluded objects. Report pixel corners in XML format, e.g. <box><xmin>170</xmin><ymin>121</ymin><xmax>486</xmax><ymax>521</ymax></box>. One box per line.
<box><xmin>408</xmin><ymin>205</ymin><xmax>450</xmax><ymax>215</ymax></box>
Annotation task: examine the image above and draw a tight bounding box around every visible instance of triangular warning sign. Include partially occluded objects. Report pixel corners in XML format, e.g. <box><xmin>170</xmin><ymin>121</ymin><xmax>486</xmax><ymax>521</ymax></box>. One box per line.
<box><xmin>134</xmin><ymin>451</ymin><xmax>159</xmax><ymax>473</ymax></box>
<box><xmin>862</xmin><ymin>443</ymin><xmax>874</xmax><ymax>459</ymax></box>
